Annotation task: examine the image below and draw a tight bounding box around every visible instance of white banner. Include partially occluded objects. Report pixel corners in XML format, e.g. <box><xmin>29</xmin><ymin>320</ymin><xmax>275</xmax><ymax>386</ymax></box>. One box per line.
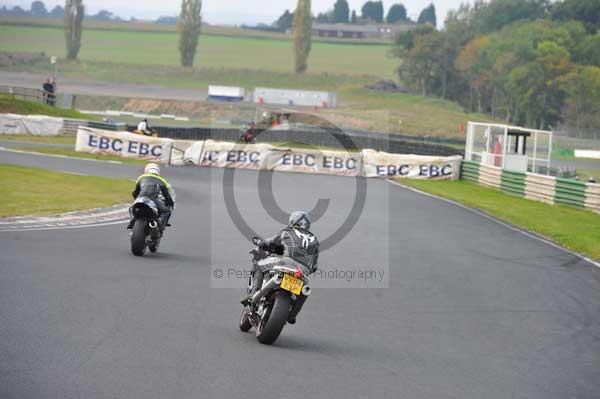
<box><xmin>75</xmin><ymin>127</ymin><xmax>173</xmax><ymax>164</ymax></box>
<box><xmin>184</xmin><ymin>140</ymin><xmax>460</xmax><ymax>179</ymax></box>
<box><xmin>0</xmin><ymin>113</ymin><xmax>63</xmax><ymax>136</ymax></box>
<box><xmin>269</xmin><ymin>148</ymin><xmax>362</xmax><ymax>176</ymax></box>
<box><xmin>362</xmin><ymin>149</ymin><xmax>462</xmax><ymax>180</ymax></box>
<box><xmin>184</xmin><ymin>140</ymin><xmax>274</xmax><ymax>170</ymax></box>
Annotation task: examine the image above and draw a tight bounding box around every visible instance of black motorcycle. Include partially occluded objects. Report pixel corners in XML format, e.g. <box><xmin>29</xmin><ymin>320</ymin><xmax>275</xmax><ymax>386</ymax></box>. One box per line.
<box><xmin>239</xmin><ymin>237</ymin><xmax>312</xmax><ymax>345</ymax></box>
<box><xmin>129</xmin><ymin>197</ymin><xmax>162</xmax><ymax>256</ymax></box>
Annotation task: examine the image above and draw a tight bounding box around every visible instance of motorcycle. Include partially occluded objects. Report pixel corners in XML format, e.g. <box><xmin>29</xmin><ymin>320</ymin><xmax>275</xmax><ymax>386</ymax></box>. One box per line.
<box><xmin>129</xmin><ymin>197</ymin><xmax>162</xmax><ymax>256</ymax></box>
<box><xmin>239</xmin><ymin>237</ymin><xmax>312</xmax><ymax>345</ymax></box>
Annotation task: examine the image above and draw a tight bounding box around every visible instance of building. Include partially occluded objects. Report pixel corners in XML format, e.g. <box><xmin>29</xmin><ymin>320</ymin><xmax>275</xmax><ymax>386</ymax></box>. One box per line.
<box><xmin>311</xmin><ymin>22</ymin><xmax>414</xmax><ymax>40</ymax></box>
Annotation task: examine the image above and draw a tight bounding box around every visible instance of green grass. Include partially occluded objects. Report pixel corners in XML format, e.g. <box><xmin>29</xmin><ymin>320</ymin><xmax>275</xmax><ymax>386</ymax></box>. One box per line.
<box><xmin>398</xmin><ymin>179</ymin><xmax>600</xmax><ymax>261</ymax></box>
<box><xmin>12</xmin><ymin>146</ymin><xmax>146</xmax><ymax>165</ymax></box>
<box><xmin>0</xmin><ymin>25</ymin><xmax>396</xmax><ymax>78</ymax></box>
<box><xmin>0</xmin><ymin>94</ymin><xmax>93</xmax><ymax>119</ymax></box>
<box><xmin>576</xmin><ymin>168</ymin><xmax>600</xmax><ymax>183</ymax></box>
<box><xmin>2</xmin><ymin>163</ymin><xmax>132</xmax><ymax>217</ymax></box>
<box><xmin>0</xmin><ymin>134</ymin><xmax>76</xmax><ymax>145</ymax></box>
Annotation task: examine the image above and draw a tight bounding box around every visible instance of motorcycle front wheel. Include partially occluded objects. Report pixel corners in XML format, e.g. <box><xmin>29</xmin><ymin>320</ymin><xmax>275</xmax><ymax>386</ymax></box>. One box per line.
<box><xmin>131</xmin><ymin>219</ymin><xmax>147</xmax><ymax>256</ymax></box>
<box><xmin>256</xmin><ymin>290</ymin><xmax>291</xmax><ymax>345</ymax></box>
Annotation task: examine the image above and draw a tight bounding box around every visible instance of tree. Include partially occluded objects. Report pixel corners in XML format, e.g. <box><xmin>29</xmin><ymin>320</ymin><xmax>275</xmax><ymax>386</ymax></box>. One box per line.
<box><xmin>30</xmin><ymin>1</ymin><xmax>48</xmax><ymax>17</ymax></box>
<box><xmin>470</xmin><ymin>0</ymin><xmax>550</xmax><ymax>35</ymax></box>
<box><xmin>418</xmin><ymin>3</ymin><xmax>437</xmax><ymax>26</ymax></box>
<box><xmin>561</xmin><ymin>65</ymin><xmax>600</xmax><ymax>130</ymax></box>
<box><xmin>178</xmin><ymin>0</ymin><xmax>202</xmax><ymax>67</ymax></box>
<box><xmin>91</xmin><ymin>10</ymin><xmax>114</xmax><ymax>21</ymax></box>
<box><xmin>552</xmin><ymin>0</ymin><xmax>600</xmax><ymax>33</ymax></box>
<box><xmin>392</xmin><ymin>24</ymin><xmax>434</xmax><ymax>51</ymax></box>
<box><xmin>11</xmin><ymin>6</ymin><xmax>27</xmax><ymax>16</ymax></box>
<box><xmin>333</xmin><ymin>0</ymin><xmax>350</xmax><ymax>23</ymax></box>
<box><xmin>50</xmin><ymin>5</ymin><xmax>65</xmax><ymax>18</ymax></box>
<box><xmin>387</xmin><ymin>3</ymin><xmax>408</xmax><ymax>24</ymax></box>
<box><xmin>64</xmin><ymin>0</ymin><xmax>84</xmax><ymax>60</ymax></box>
<box><xmin>293</xmin><ymin>0</ymin><xmax>312</xmax><ymax>74</ymax></box>
<box><xmin>574</xmin><ymin>31</ymin><xmax>600</xmax><ymax>66</ymax></box>
<box><xmin>361</xmin><ymin>1</ymin><xmax>384</xmax><ymax>23</ymax></box>
<box><xmin>351</xmin><ymin>10</ymin><xmax>357</xmax><ymax>23</ymax></box>
<box><xmin>275</xmin><ymin>9</ymin><xmax>294</xmax><ymax>31</ymax></box>
<box><xmin>508</xmin><ymin>41</ymin><xmax>571</xmax><ymax>128</ymax></box>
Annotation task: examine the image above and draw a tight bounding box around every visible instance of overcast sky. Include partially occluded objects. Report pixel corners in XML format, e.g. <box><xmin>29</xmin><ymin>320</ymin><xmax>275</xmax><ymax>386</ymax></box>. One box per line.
<box><xmin>4</xmin><ymin>1</ymin><xmax>465</xmax><ymax>26</ymax></box>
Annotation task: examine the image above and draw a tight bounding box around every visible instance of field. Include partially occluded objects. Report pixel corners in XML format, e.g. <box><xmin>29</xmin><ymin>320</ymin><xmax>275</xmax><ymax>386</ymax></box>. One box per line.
<box><xmin>0</xmin><ymin>25</ymin><xmax>396</xmax><ymax>78</ymax></box>
<box><xmin>399</xmin><ymin>179</ymin><xmax>600</xmax><ymax>261</ymax></box>
<box><xmin>1</xmin><ymin>164</ymin><xmax>131</xmax><ymax>217</ymax></box>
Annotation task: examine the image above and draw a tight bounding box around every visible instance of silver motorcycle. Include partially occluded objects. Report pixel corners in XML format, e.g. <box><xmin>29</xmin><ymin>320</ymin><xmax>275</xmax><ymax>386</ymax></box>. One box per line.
<box><xmin>239</xmin><ymin>237</ymin><xmax>312</xmax><ymax>345</ymax></box>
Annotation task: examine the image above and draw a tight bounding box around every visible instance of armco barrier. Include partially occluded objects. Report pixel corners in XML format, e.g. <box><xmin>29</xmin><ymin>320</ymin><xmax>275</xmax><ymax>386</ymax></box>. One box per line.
<box><xmin>62</xmin><ymin>119</ymin><xmax>126</xmax><ymax>135</ymax></box>
<box><xmin>128</xmin><ymin>125</ymin><xmax>463</xmax><ymax>157</ymax></box>
<box><xmin>461</xmin><ymin>161</ymin><xmax>599</xmax><ymax>214</ymax></box>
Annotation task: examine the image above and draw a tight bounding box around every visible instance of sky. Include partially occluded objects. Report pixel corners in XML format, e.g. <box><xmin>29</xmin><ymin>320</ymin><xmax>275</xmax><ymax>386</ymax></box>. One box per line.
<box><xmin>3</xmin><ymin>1</ymin><xmax>466</xmax><ymax>27</ymax></box>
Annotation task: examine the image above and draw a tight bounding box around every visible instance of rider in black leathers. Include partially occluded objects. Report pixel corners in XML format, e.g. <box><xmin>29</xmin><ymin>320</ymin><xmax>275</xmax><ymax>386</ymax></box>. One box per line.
<box><xmin>127</xmin><ymin>163</ymin><xmax>175</xmax><ymax>231</ymax></box>
<box><xmin>242</xmin><ymin>211</ymin><xmax>319</xmax><ymax>324</ymax></box>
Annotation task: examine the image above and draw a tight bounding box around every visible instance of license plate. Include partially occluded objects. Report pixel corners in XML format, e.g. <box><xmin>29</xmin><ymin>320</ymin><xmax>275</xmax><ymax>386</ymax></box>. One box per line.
<box><xmin>280</xmin><ymin>274</ymin><xmax>303</xmax><ymax>295</ymax></box>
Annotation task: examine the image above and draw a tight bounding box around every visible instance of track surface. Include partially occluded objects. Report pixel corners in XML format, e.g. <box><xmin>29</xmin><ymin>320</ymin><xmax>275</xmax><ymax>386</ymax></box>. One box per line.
<box><xmin>1</xmin><ymin>153</ymin><xmax>600</xmax><ymax>399</ymax></box>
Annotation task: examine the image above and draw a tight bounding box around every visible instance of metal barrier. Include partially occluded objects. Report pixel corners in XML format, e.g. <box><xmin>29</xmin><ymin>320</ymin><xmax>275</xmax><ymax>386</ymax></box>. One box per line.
<box><xmin>128</xmin><ymin>125</ymin><xmax>463</xmax><ymax>156</ymax></box>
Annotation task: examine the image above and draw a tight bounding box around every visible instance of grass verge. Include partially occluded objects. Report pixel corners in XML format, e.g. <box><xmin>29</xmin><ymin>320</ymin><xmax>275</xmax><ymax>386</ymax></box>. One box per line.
<box><xmin>2</xmin><ymin>163</ymin><xmax>132</xmax><ymax>217</ymax></box>
<box><xmin>398</xmin><ymin>179</ymin><xmax>600</xmax><ymax>262</ymax></box>
<box><xmin>11</xmin><ymin>146</ymin><xmax>147</xmax><ymax>165</ymax></box>
<box><xmin>0</xmin><ymin>94</ymin><xmax>94</xmax><ymax>119</ymax></box>
<box><xmin>0</xmin><ymin>134</ymin><xmax>76</xmax><ymax>145</ymax></box>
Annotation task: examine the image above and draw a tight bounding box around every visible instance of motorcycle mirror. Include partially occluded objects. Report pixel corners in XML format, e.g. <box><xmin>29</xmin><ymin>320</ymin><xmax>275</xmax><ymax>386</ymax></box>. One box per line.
<box><xmin>252</xmin><ymin>237</ymin><xmax>262</xmax><ymax>245</ymax></box>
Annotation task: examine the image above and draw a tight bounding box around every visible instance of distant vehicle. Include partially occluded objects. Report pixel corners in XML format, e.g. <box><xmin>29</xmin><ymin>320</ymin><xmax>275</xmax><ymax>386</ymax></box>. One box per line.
<box><xmin>207</xmin><ymin>85</ymin><xmax>245</xmax><ymax>102</ymax></box>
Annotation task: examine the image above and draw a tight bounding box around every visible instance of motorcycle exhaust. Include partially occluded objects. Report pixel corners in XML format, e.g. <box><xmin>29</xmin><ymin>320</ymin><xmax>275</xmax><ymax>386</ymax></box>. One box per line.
<box><xmin>301</xmin><ymin>286</ymin><xmax>311</xmax><ymax>296</ymax></box>
<box><xmin>251</xmin><ymin>274</ymin><xmax>283</xmax><ymax>303</ymax></box>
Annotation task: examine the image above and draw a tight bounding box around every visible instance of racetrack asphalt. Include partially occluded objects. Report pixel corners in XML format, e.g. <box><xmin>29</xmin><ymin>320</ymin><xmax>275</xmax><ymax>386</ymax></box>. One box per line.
<box><xmin>1</xmin><ymin>152</ymin><xmax>600</xmax><ymax>399</ymax></box>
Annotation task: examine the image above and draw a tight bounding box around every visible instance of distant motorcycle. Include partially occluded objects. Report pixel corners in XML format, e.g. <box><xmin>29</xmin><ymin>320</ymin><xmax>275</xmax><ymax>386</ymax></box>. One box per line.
<box><xmin>239</xmin><ymin>237</ymin><xmax>312</xmax><ymax>345</ymax></box>
<box><xmin>129</xmin><ymin>197</ymin><xmax>162</xmax><ymax>256</ymax></box>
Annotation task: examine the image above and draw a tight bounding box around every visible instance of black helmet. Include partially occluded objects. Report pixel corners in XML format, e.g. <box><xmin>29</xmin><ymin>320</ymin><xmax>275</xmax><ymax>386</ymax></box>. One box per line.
<box><xmin>288</xmin><ymin>211</ymin><xmax>310</xmax><ymax>230</ymax></box>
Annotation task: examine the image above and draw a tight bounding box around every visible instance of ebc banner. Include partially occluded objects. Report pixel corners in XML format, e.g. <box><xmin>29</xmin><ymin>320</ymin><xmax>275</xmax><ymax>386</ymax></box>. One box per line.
<box><xmin>76</xmin><ymin>127</ymin><xmax>173</xmax><ymax>163</ymax></box>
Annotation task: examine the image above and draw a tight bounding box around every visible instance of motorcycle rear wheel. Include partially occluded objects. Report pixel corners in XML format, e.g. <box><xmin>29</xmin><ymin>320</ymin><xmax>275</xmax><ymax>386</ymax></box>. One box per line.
<box><xmin>256</xmin><ymin>291</ymin><xmax>291</xmax><ymax>345</ymax></box>
<box><xmin>131</xmin><ymin>219</ymin><xmax>147</xmax><ymax>256</ymax></box>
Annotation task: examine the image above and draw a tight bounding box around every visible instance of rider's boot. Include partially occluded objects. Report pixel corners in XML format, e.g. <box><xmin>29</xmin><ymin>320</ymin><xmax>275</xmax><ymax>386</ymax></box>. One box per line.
<box><xmin>240</xmin><ymin>270</ymin><xmax>263</xmax><ymax>305</ymax></box>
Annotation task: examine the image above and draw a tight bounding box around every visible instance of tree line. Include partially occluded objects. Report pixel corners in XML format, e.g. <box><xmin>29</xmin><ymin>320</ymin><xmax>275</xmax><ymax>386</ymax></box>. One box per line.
<box><xmin>392</xmin><ymin>0</ymin><xmax>600</xmax><ymax>131</ymax></box>
<box><xmin>276</xmin><ymin>1</ymin><xmax>437</xmax><ymax>31</ymax></box>
<box><xmin>1</xmin><ymin>1</ymin><xmax>126</xmax><ymax>22</ymax></box>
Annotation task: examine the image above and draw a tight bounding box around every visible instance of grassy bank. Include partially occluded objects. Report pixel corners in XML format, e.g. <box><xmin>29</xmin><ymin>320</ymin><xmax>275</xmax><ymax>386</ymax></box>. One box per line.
<box><xmin>0</xmin><ymin>94</ymin><xmax>93</xmax><ymax>119</ymax></box>
<box><xmin>2</xmin><ymin>164</ymin><xmax>132</xmax><ymax>217</ymax></box>
<box><xmin>398</xmin><ymin>179</ymin><xmax>600</xmax><ymax>261</ymax></box>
